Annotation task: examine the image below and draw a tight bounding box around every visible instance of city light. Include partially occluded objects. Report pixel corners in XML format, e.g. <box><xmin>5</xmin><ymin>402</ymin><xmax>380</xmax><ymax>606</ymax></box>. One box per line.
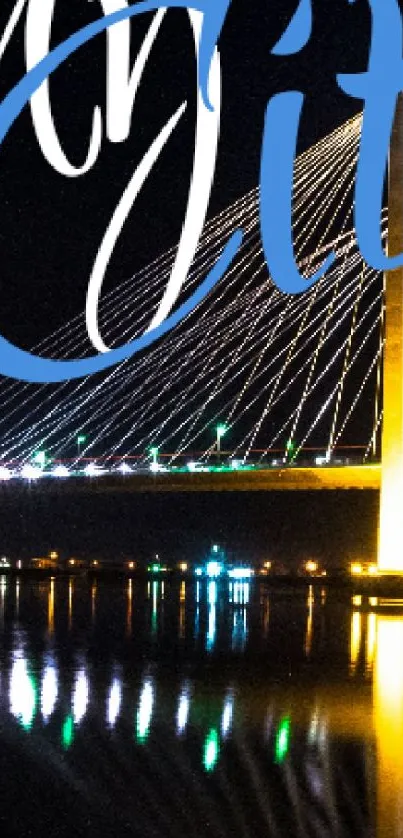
<box><xmin>305</xmin><ymin>560</ymin><xmax>319</xmax><ymax>574</ymax></box>
<box><xmin>179</xmin><ymin>562</ymin><xmax>188</xmax><ymax>573</ymax></box>
<box><xmin>206</xmin><ymin>561</ymin><xmax>223</xmax><ymax>578</ymax></box>
<box><xmin>203</xmin><ymin>728</ymin><xmax>219</xmax><ymax>772</ymax></box>
<box><xmin>0</xmin><ymin>466</ymin><xmax>11</xmax><ymax>480</ymax></box>
<box><xmin>351</xmin><ymin>563</ymin><xmax>363</xmax><ymax>576</ymax></box>
<box><xmin>228</xmin><ymin>568</ymin><xmax>254</xmax><ymax>579</ymax></box>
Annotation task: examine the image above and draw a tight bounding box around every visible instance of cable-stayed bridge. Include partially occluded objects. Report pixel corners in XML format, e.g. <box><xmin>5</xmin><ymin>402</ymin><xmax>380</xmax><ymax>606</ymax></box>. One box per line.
<box><xmin>0</xmin><ymin>113</ymin><xmax>386</xmax><ymax>487</ymax></box>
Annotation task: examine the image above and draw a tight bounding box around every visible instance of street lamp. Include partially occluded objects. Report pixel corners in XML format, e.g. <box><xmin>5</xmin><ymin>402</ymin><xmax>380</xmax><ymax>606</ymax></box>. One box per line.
<box><xmin>32</xmin><ymin>450</ymin><xmax>47</xmax><ymax>470</ymax></box>
<box><xmin>216</xmin><ymin>424</ymin><xmax>227</xmax><ymax>462</ymax></box>
<box><xmin>285</xmin><ymin>437</ymin><xmax>296</xmax><ymax>463</ymax></box>
<box><xmin>77</xmin><ymin>434</ymin><xmax>87</xmax><ymax>458</ymax></box>
<box><xmin>150</xmin><ymin>447</ymin><xmax>159</xmax><ymax>471</ymax></box>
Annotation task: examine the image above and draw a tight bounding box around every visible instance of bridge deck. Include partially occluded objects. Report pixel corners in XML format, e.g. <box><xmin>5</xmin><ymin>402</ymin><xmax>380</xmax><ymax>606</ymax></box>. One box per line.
<box><xmin>15</xmin><ymin>464</ymin><xmax>381</xmax><ymax>493</ymax></box>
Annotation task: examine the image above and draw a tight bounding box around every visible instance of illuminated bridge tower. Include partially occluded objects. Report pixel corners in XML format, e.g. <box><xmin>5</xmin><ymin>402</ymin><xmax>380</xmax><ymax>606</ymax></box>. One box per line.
<box><xmin>378</xmin><ymin>95</ymin><xmax>403</xmax><ymax>572</ymax></box>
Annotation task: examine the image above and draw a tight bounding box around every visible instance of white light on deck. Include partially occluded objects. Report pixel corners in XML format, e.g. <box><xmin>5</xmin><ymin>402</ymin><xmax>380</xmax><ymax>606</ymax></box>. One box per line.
<box><xmin>52</xmin><ymin>465</ymin><xmax>70</xmax><ymax>478</ymax></box>
<box><xmin>118</xmin><ymin>463</ymin><xmax>132</xmax><ymax>475</ymax></box>
<box><xmin>21</xmin><ymin>465</ymin><xmax>42</xmax><ymax>480</ymax></box>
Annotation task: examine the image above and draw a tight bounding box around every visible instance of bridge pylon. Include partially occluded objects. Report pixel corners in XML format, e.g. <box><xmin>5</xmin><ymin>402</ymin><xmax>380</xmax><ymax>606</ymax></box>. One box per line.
<box><xmin>378</xmin><ymin>94</ymin><xmax>403</xmax><ymax>572</ymax></box>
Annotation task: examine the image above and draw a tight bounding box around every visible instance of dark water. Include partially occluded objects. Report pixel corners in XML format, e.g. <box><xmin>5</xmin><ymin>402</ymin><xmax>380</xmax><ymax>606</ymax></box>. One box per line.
<box><xmin>0</xmin><ymin>573</ymin><xmax>399</xmax><ymax>837</ymax></box>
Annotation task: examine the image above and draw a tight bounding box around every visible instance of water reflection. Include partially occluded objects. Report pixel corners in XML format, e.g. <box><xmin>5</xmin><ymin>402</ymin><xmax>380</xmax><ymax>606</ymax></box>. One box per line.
<box><xmin>136</xmin><ymin>678</ymin><xmax>154</xmax><ymax>743</ymax></box>
<box><xmin>48</xmin><ymin>578</ymin><xmax>54</xmax><ymax>635</ymax></box>
<box><xmin>177</xmin><ymin>682</ymin><xmax>191</xmax><ymax>735</ymax></box>
<box><xmin>305</xmin><ymin>585</ymin><xmax>314</xmax><ymax>658</ymax></box>
<box><xmin>10</xmin><ymin>655</ymin><xmax>37</xmax><ymax>730</ymax></box>
<box><xmin>374</xmin><ymin>615</ymin><xmax>403</xmax><ymax>836</ymax></box>
<box><xmin>2</xmin><ymin>576</ymin><xmax>403</xmax><ymax>835</ymax></box>
<box><xmin>107</xmin><ymin>677</ymin><xmax>122</xmax><ymax>728</ymax></box>
<box><xmin>206</xmin><ymin>580</ymin><xmax>217</xmax><ymax>652</ymax></box>
<box><xmin>41</xmin><ymin>659</ymin><xmax>58</xmax><ymax>722</ymax></box>
<box><xmin>72</xmin><ymin>667</ymin><xmax>89</xmax><ymax>725</ymax></box>
<box><xmin>126</xmin><ymin>578</ymin><xmax>133</xmax><ymax>637</ymax></box>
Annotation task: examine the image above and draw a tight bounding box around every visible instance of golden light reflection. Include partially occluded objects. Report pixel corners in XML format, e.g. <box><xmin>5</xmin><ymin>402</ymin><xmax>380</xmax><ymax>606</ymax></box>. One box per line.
<box><xmin>179</xmin><ymin>581</ymin><xmax>186</xmax><ymax>639</ymax></box>
<box><xmin>48</xmin><ymin>578</ymin><xmax>55</xmax><ymax>635</ymax></box>
<box><xmin>261</xmin><ymin>595</ymin><xmax>270</xmax><ymax>637</ymax></box>
<box><xmin>374</xmin><ymin>615</ymin><xmax>403</xmax><ymax>835</ymax></box>
<box><xmin>365</xmin><ymin>612</ymin><xmax>376</xmax><ymax>674</ymax></box>
<box><xmin>91</xmin><ymin>581</ymin><xmax>97</xmax><ymax>624</ymax></box>
<box><xmin>68</xmin><ymin>579</ymin><xmax>74</xmax><ymax>630</ymax></box>
<box><xmin>126</xmin><ymin>578</ymin><xmax>133</xmax><ymax>637</ymax></box>
<box><xmin>304</xmin><ymin>586</ymin><xmax>314</xmax><ymax>658</ymax></box>
<box><xmin>349</xmin><ymin>610</ymin><xmax>362</xmax><ymax>674</ymax></box>
<box><xmin>378</xmin><ymin>469</ymin><xmax>403</xmax><ymax>572</ymax></box>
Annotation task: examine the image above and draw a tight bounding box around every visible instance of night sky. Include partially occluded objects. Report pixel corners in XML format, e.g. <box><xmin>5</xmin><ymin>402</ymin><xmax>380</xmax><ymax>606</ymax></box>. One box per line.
<box><xmin>0</xmin><ymin>0</ymin><xmax>373</xmax><ymax>353</ymax></box>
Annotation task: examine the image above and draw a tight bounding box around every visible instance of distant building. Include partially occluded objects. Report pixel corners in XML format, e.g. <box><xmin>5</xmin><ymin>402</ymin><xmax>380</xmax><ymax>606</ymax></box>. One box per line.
<box><xmin>30</xmin><ymin>557</ymin><xmax>59</xmax><ymax>570</ymax></box>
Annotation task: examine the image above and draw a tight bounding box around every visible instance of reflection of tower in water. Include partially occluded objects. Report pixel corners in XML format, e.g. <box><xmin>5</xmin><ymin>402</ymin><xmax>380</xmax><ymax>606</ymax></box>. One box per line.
<box><xmin>374</xmin><ymin>614</ymin><xmax>403</xmax><ymax>836</ymax></box>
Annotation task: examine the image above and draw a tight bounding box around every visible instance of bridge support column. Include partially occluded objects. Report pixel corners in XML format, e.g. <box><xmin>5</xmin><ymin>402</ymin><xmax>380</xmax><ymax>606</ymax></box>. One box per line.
<box><xmin>378</xmin><ymin>95</ymin><xmax>403</xmax><ymax>571</ymax></box>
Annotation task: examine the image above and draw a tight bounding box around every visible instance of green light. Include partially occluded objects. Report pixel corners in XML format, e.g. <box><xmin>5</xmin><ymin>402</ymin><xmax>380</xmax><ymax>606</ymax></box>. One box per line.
<box><xmin>150</xmin><ymin>564</ymin><xmax>160</xmax><ymax>573</ymax></box>
<box><xmin>216</xmin><ymin>424</ymin><xmax>227</xmax><ymax>439</ymax></box>
<box><xmin>274</xmin><ymin>717</ymin><xmax>291</xmax><ymax>764</ymax></box>
<box><xmin>62</xmin><ymin>715</ymin><xmax>74</xmax><ymax>750</ymax></box>
<box><xmin>286</xmin><ymin>439</ymin><xmax>294</xmax><ymax>453</ymax></box>
<box><xmin>32</xmin><ymin>450</ymin><xmax>46</xmax><ymax>469</ymax></box>
<box><xmin>203</xmin><ymin>728</ymin><xmax>219</xmax><ymax>772</ymax></box>
<box><xmin>150</xmin><ymin>447</ymin><xmax>159</xmax><ymax>457</ymax></box>
<box><xmin>77</xmin><ymin>435</ymin><xmax>86</xmax><ymax>444</ymax></box>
